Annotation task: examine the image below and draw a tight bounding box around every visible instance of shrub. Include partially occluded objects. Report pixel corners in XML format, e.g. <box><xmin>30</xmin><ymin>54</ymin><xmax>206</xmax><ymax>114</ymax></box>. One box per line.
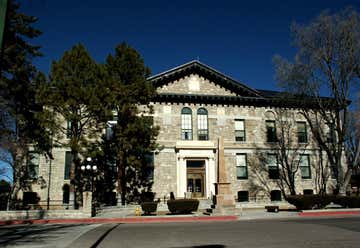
<box><xmin>141</xmin><ymin>202</ymin><xmax>158</xmax><ymax>215</ymax></box>
<box><xmin>286</xmin><ymin>194</ymin><xmax>334</xmax><ymax>210</ymax></box>
<box><xmin>167</xmin><ymin>199</ymin><xmax>199</xmax><ymax>214</ymax></box>
<box><xmin>140</xmin><ymin>192</ymin><xmax>156</xmax><ymax>203</ymax></box>
<box><xmin>333</xmin><ymin>196</ymin><xmax>360</xmax><ymax>208</ymax></box>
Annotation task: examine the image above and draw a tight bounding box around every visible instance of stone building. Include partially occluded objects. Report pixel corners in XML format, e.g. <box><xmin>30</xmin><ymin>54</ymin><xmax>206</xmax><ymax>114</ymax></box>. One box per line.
<box><xmin>148</xmin><ymin>60</ymin><xmax>336</xmax><ymax>206</ymax></box>
<box><xmin>27</xmin><ymin>60</ymin><xmax>336</xmax><ymax>208</ymax></box>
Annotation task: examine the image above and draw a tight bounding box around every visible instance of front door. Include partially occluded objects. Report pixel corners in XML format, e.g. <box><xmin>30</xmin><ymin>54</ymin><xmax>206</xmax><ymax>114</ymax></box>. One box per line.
<box><xmin>186</xmin><ymin>160</ymin><xmax>205</xmax><ymax>198</ymax></box>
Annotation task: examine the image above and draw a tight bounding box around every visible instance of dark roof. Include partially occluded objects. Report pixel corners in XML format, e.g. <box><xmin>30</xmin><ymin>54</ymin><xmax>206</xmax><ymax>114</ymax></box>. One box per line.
<box><xmin>149</xmin><ymin>61</ymin><xmax>337</xmax><ymax>108</ymax></box>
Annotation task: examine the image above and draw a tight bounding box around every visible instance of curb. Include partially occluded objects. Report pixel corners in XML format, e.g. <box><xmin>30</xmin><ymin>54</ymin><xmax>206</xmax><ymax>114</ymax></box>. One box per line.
<box><xmin>0</xmin><ymin>215</ymin><xmax>238</xmax><ymax>226</ymax></box>
<box><xmin>299</xmin><ymin>210</ymin><xmax>360</xmax><ymax>217</ymax></box>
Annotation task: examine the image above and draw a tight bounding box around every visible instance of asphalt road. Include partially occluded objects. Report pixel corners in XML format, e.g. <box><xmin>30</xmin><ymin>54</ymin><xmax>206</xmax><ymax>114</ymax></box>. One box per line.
<box><xmin>97</xmin><ymin>217</ymin><xmax>360</xmax><ymax>248</ymax></box>
<box><xmin>0</xmin><ymin>217</ymin><xmax>359</xmax><ymax>248</ymax></box>
<box><xmin>0</xmin><ymin>223</ymin><xmax>100</xmax><ymax>248</ymax></box>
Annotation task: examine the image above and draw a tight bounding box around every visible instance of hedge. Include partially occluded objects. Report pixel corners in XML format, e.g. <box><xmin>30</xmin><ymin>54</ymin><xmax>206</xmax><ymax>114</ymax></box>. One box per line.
<box><xmin>333</xmin><ymin>196</ymin><xmax>360</xmax><ymax>208</ymax></box>
<box><xmin>286</xmin><ymin>195</ymin><xmax>334</xmax><ymax>210</ymax></box>
<box><xmin>286</xmin><ymin>195</ymin><xmax>360</xmax><ymax>210</ymax></box>
<box><xmin>167</xmin><ymin>199</ymin><xmax>199</xmax><ymax>214</ymax></box>
<box><xmin>141</xmin><ymin>202</ymin><xmax>158</xmax><ymax>215</ymax></box>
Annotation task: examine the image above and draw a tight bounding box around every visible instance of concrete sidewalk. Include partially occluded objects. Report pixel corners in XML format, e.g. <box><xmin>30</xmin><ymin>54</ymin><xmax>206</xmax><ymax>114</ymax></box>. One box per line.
<box><xmin>1</xmin><ymin>209</ymin><xmax>360</xmax><ymax>226</ymax></box>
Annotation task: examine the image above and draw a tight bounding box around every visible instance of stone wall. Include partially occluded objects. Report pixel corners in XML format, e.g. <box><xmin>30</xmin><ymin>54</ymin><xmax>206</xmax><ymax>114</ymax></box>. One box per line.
<box><xmin>0</xmin><ymin>209</ymin><xmax>90</xmax><ymax>221</ymax></box>
<box><xmin>26</xmin><ymin>147</ymin><xmax>71</xmax><ymax>209</ymax></box>
<box><xmin>152</xmin><ymin>100</ymin><xmax>337</xmax><ymax>202</ymax></box>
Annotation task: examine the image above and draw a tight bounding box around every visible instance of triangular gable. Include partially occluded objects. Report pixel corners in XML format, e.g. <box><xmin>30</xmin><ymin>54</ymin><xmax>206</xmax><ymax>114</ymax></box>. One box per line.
<box><xmin>148</xmin><ymin>60</ymin><xmax>262</xmax><ymax>97</ymax></box>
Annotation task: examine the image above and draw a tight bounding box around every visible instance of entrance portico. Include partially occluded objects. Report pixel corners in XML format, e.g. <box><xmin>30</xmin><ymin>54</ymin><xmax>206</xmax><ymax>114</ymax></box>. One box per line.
<box><xmin>176</xmin><ymin>141</ymin><xmax>216</xmax><ymax>198</ymax></box>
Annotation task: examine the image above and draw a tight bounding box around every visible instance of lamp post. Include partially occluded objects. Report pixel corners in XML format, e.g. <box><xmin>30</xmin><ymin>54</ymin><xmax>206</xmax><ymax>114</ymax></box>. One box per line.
<box><xmin>80</xmin><ymin>157</ymin><xmax>97</xmax><ymax>192</ymax></box>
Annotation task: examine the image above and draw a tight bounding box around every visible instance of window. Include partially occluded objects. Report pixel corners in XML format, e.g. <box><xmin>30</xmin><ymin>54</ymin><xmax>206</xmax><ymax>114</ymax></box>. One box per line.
<box><xmin>23</xmin><ymin>192</ymin><xmax>38</xmax><ymax>205</ymax></box>
<box><xmin>266</xmin><ymin>121</ymin><xmax>277</xmax><ymax>142</ymax></box>
<box><xmin>237</xmin><ymin>191</ymin><xmax>249</xmax><ymax>202</ymax></box>
<box><xmin>105</xmin><ymin>125</ymin><xmax>114</xmax><ymax>140</ymax></box>
<box><xmin>235</xmin><ymin>119</ymin><xmax>245</xmax><ymax>142</ymax></box>
<box><xmin>197</xmin><ymin>108</ymin><xmax>208</xmax><ymax>140</ymax></box>
<box><xmin>66</xmin><ymin>120</ymin><xmax>72</xmax><ymax>138</ymax></box>
<box><xmin>303</xmin><ymin>189</ymin><xmax>314</xmax><ymax>195</ymax></box>
<box><xmin>267</xmin><ymin>154</ymin><xmax>279</xmax><ymax>179</ymax></box>
<box><xmin>297</xmin><ymin>122</ymin><xmax>307</xmax><ymax>143</ymax></box>
<box><xmin>236</xmin><ymin>154</ymin><xmax>248</xmax><ymax>179</ymax></box>
<box><xmin>270</xmin><ymin>190</ymin><xmax>282</xmax><ymax>201</ymax></box>
<box><xmin>67</xmin><ymin>120</ymin><xmax>79</xmax><ymax>138</ymax></box>
<box><xmin>181</xmin><ymin>107</ymin><xmax>193</xmax><ymax>140</ymax></box>
<box><xmin>64</xmin><ymin>151</ymin><xmax>72</xmax><ymax>180</ymax></box>
<box><xmin>27</xmin><ymin>152</ymin><xmax>39</xmax><ymax>179</ymax></box>
<box><xmin>63</xmin><ymin>184</ymin><xmax>70</xmax><ymax>204</ymax></box>
<box><xmin>300</xmin><ymin>154</ymin><xmax>311</xmax><ymax>179</ymax></box>
<box><xmin>143</xmin><ymin>153</ymin><xmax>154</xmax><ymax>181</ymax></box>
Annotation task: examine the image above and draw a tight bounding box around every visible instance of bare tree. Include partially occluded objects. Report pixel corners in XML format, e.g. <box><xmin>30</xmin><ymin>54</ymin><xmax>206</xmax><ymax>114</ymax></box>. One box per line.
<box><xmin>274</xmin><ymin>9</ymin><xmax>360</xmax><ymax>195</ymax></box>
<box><xmin>251</xmin><ymin>109</ymin><xmax>308</xmax><ymax>197</ymax></box>
<box><xmin>313</xmin><ymin>147</ymin><xmax>331</xmax><ymax>195</ymax></box>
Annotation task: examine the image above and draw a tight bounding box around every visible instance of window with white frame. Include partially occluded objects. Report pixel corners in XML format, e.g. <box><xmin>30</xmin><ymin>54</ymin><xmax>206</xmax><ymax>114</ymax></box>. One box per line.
<box><xmin>66</xmin><ymin>120</ymin><xmax>72</xmax><ymax>138</ymax></box>
<box><xmin>181</xmin><ymin>107</ymin><xmax>193</xmax><ymax>140</ymax></box>
<box><xmin>64</xmin><ymin>151</ymin><xmax>72</xmax><ymax>180</ymax></box>
<box><xmin>236</xmin><ymin>154</ymin><xmax>248</xmax><ymax>179</ymax></box>
<box><xmin>267</xmin><ymin>154</ymin><xmax>279</xmax><ymax>179</ymax></box>
<box><xmin>300</xmin><ymin>154</ymin><xmax>311</xmax><ymax>179</ymax></box>
<box><xmin>266</xmin><ymin>120</ymin><xmax>277</xmax><ymax>142</ymax></box>
<box><xmin>297</xmin><ymin>122</ymin><xmax>308</xmax><ymax>143</ymax></box>
<box><xmin>235</xmin><ymin>119</ymin><xmax>245</xmax><ymax>142</ymax></box>
<box><xmin>27</xmin><ymin>152</ymin><xmax>39</xmax><ymax>179</ymax></box>
<box><xmin>197</xmin><ymin>108</ymin><xmax>208</xmax><ymax>140</ymax></box>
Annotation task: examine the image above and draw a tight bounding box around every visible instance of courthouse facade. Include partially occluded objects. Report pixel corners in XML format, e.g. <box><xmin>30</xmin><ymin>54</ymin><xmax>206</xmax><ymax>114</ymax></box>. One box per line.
<box><xmin>29</xmin><ymin>61</ymin><xmax>335</xmax><ymax>208</ymax></box>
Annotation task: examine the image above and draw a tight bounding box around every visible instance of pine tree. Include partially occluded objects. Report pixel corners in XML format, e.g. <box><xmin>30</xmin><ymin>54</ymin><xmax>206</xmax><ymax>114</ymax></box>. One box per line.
<box><xmin>0</xmin><ymin>0</ymin><xmax>50</xmax><ymax>208</ymax></box>
<box><xmin>105</xmin><ymin>42</ymin><xmax>159</xmax><ymax>205</ymax></box>
<box><xmin>39</xmin><ymin>44</ymin><xmax>111</xmax><ymax>208</ymax></box>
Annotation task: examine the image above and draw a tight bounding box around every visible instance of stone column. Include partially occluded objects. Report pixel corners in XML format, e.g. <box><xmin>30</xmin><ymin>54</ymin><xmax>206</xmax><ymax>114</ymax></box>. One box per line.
<box><xmin>215</xmin><ymin>137</ymin><xmax>235</xmax><ymax>208</ymax></box>
<box><xmin>82</xmin><ymin>191</ymin><xmax>92</xmax><ymax>217</ymax></box>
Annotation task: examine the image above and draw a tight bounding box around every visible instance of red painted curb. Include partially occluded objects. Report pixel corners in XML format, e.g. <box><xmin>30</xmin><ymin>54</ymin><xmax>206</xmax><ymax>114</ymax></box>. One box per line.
<box><xmin>299</xmin><ymin>211</ymin><xmax>360</xmax><ymax>217</ymax></box>
<box><xmin>0</xmin><ymin>215</ymin><xmax>237</xmax><ymax>226</ymax></box>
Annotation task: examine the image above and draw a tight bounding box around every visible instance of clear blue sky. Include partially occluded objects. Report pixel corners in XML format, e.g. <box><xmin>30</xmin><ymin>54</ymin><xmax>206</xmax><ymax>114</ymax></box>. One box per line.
<box><xmin>20</xmin><ymin>0</ymin><xmax>360</xmax><ymax>90</ymax></box>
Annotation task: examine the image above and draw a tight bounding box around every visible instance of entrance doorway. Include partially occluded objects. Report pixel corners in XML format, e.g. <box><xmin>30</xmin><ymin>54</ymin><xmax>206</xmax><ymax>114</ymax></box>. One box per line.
<box><xmin>186</xmin><ymin>160</ymin><xmax>205</xmax><ymax>198</ymax></box>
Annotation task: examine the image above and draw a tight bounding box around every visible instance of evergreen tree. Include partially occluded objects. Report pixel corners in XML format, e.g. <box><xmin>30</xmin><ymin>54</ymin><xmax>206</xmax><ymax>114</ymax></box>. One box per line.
<box><xmin>0</xmin><ymin>0</ymin><xmax>50</xmax><ymax>208</ymax></box>
<box><xmin>105</xmin><ymin>42</ymin><xmax>159</xmax><ymax>205</ymax></box>
<box><xmin>39</xmin><ymin>44</ymin><xmax>111</xmax><ymax>208</ymax></box>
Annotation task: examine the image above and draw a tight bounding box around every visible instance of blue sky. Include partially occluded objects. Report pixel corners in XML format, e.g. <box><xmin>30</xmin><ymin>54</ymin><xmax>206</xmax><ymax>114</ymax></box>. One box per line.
<box><xmin>19</xmin><ymin>0</ymin><xmax>360</xmax><ymax>91</ymax></box>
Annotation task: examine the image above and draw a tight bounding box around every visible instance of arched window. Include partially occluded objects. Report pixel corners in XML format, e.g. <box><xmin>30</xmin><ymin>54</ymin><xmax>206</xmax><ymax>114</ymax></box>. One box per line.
<box><xmin>197</xmin><ymin>108</ymin><xmax>208</xmax><ymax>140</ymax></box>
<box><xmin>181</xmin><ymin>107</ymin><xmax>192</xmax><ymax>140</ymax></box>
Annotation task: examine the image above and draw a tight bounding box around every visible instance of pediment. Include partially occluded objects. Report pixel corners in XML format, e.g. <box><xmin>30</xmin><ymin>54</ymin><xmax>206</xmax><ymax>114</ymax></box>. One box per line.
<box><xmin>156</xmin><ymin>74</ymin><xmax>237</xmax><ymax>96</ymax></box>
<box><xmin>148</xmin><ymin>61</ymin><xmax>261</xmax><ymax>97</ymax></box>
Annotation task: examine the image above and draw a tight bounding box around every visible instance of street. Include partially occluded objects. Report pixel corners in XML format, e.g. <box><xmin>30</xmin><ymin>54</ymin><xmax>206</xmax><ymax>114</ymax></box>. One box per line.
<box><xmin>0</xmin><ymin>217</ymin><xmax>359</xmax><ymax>248</ymax></box>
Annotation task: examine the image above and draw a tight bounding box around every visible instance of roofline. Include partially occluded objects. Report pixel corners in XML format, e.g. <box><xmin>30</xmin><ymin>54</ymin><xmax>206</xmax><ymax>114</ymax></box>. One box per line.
<box><xmin>147</xmin><ymin>60</ymin><xmax>262</xmax><ymax>97</ymax></box>
<box><xmin>147</xmin><ymin>60</ymin><xmax>200</xmax><ymax>80</ymax></box>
